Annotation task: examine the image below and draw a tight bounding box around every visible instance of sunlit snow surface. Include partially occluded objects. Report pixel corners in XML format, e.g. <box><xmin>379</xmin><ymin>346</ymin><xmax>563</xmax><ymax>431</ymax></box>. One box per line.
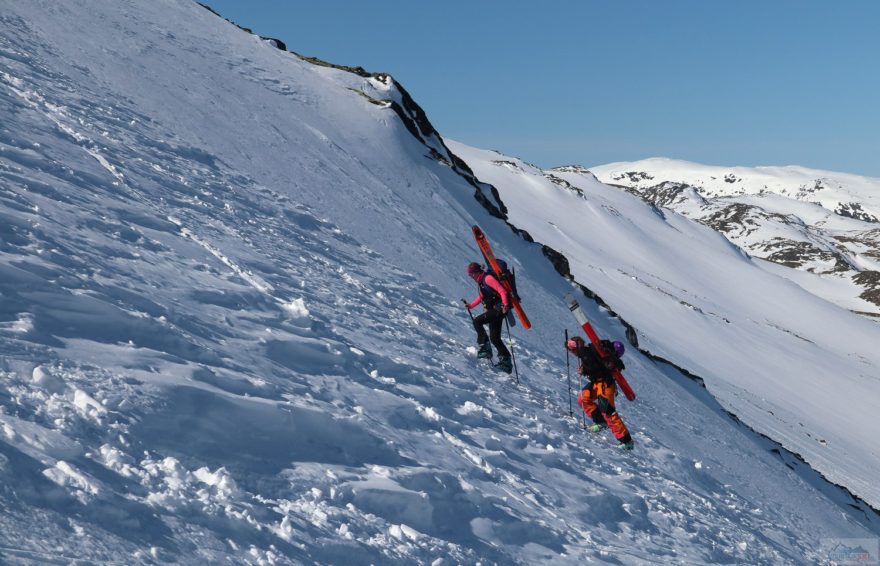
<box><xmin>0</xmin><ymin>1</ymin><xmax>878</xmax><ymax>563</ymax></box>
<box><xmin>589</xmin><ymin>158</ymin><xmax>880</xmax><ymax>315</ymax></box>
<box><xmin>449</xmin><ymin>141</ymin><xmax>880</xmax><ymax>512</ymax></box>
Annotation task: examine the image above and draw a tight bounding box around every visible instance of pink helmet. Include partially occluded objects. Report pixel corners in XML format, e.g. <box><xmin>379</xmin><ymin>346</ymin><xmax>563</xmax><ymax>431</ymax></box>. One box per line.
<box><xmin>466</xmin><ymin>262</ymin><xmax>483</xmax><ymax>275</ymax></box>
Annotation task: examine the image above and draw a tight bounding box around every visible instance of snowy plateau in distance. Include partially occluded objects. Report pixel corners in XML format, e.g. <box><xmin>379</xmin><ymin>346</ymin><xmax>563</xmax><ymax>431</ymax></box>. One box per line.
<box><xmin>1</xmin><ymin>1</ymin><xmax>879</xmax><ymax>565</ymax></box>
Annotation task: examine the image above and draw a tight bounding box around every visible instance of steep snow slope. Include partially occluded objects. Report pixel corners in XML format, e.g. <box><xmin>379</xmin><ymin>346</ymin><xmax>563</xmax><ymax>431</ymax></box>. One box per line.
<box><xmin>449</xmin><ymin>141</ymin><xmax>880</xmax><ymax>511</ymax></box>
<box><xmin>1</xmin><ymin>1</ymin><xmax>878</xmax><ymax>563</ymax></box>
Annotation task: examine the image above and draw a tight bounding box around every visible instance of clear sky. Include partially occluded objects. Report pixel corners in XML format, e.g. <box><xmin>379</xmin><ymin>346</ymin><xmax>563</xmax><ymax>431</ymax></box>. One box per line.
<box><xmin>203</xmin><ymin>0</ymin><xmax>880</xmax><ymax>176</ymax></box>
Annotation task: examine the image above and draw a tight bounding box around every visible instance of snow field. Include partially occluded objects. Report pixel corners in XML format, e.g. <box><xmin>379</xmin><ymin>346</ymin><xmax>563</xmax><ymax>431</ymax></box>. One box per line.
<box><xmin>0</xmin><ymin>1</ymin><xmax>877</xmax><ymax>563</ymax></box>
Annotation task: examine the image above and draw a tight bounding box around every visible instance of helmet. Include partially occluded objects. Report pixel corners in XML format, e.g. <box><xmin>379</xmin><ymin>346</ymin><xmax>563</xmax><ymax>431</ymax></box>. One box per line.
<box><xmin>466</xmin><ymin>262</ymin><xmax>483</xmax><ymax>276</ymax></box>
<box><xmin>566</xmin><ymin>339</ymin><xmax>578</xmax><ymax>351</ymax></box>
<box><xmin>612</xmin><ymin>341</ymin><xmax>625</xmax><ymax>357</ymax></box>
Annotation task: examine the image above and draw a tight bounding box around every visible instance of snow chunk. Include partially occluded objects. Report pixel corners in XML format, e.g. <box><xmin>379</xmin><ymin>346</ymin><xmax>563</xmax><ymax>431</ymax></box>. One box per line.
<box><xmin>417</xmin><ymin>405</ymin><xmax>441</xmax><ymax>422</ymax></box>
<box><xmin>32</xmin><ymin>366</ymin><xmax>65</xmax><ymax>394</ymax></box>
<box><xmin>73</xmin><ymin>389</ymin><xmax>107</xmax><ymax>420</ymax></box>
<box><xmin>390</xmin><ymin>523</ymin><xmax>421</xmax><ymax>541</ymax></box>
<box><xmin>43</xmin><ymin>460</ymin><xmax>100</xmax><ymax>500</ymax></box>
<box><xmin>98</xmin><ymin>444</ymin><xmax>139</xmax><ymax>478</ymax></box>
<box><xmin>457</xmin><ymin>401</ymin><xmax>492</xmax><ymax>419</ymax></box>
<box><xmin>193</xmin><ymin>466</ymin><xmax>239</xmax><ymax>499</ymax></box>
<box><xmin>282</xmin><ymin>297</ymin><xmax>310</xmax><ymax>318</ymax></box>
<box><xmin>369</xmin><ymin>369</ymin><xmax>396</xmax><ymax>385</ymax></box>
<box><xmin>337</xmin><ymin>523</ymin><xmax>353</xmax><ymax>540</ymax></box>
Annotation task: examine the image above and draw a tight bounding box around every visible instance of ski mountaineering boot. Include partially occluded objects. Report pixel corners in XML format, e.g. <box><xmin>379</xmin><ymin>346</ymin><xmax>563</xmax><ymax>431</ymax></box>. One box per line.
<box><xmin>495</xmin><ymin>354</ymin><xmax>513</xmax><ymax>374</ymax></box>
<box><xmin>617</xmin><ymin>440</ymin><xmax>635</xmax><ymax>451</ymax></box>
<box><xmin>477</xmin><ymin>342</ymin><xmax>492</xmax><ymax>360</ymax></box>
<box><xmin>586</xmin><ymin>423</ymin><xmax>608</xmax><ymax>433</ymax></box>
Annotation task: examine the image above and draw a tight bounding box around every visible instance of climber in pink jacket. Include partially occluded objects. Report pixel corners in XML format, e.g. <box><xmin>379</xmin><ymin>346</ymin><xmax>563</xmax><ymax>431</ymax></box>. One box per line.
<box><xmin>465</xmin><ymin>262</ymin><xmax>512</xmax><ymax>372</ymax></box>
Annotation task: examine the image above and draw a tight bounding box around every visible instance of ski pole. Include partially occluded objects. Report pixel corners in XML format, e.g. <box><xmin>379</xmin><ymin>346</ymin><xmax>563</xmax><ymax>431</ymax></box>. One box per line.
<box><xmin>568</xmin><ymin>330</ymin><xmax>587</xmax><ymax>428</ymax></box>
<box><xmin>505</xmin><ymin>316</ymin><xmax>520</xmax><ymax>384</ymax></box>
<box><xmin>565</xmin><ymin>329</ymin><xmax>573</xmax><ymax>417</ymax></box>
<box><xmin>461</xmin><ymin>299</ymin><xmax>475</xmax><ymax>323</ymax></box>
<box><xmin>578</xmin><ymin>354</ymin><xmax>587</xmax><ymax>430</ymax></box>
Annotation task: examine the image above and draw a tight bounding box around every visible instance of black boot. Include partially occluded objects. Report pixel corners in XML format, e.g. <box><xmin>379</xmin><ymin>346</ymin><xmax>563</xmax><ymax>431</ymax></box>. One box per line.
<box><xmin>477</xmin><ymin>342</ymin><xmax>492</xmax><ymax>359</ymax></box>
<box><xmin>495</xmin><ymin>354</ymin><xmax>513</xmax><ymax>374</ymax></box>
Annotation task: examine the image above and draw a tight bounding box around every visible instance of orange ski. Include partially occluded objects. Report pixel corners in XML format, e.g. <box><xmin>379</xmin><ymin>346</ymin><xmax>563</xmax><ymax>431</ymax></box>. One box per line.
<box><xmin>472</xmin><ymin>225</ymin><xmax>531</xmax><ymax>329</ymax></box>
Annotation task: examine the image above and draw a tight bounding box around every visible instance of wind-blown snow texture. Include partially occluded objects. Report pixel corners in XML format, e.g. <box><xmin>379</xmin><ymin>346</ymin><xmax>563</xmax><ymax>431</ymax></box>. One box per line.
<box><xmin>1</xmin><ymin>1</ymin><xmax>878</xmax><ymax>564</ymax></box>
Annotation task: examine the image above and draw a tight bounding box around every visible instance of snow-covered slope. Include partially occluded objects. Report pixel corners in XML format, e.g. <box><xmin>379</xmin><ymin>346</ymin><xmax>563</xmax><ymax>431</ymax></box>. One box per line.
<box><xmin>592</xmin><ymin>157</ymin><xmax>880</xmax><ymax>222</ymax></box>
<box><xmin>1</xmin><ymin>1</ymin><xmax>878</xmax><ymax>563</ymax></box>
<box><xmin>589</xmin><ymin>158</ymin><xmax>880</xmax><ymax>315</ymax></box>
<box><xmin>449</xmin><ymin>141</ymin><xmax>880</xmax><ymax>512</ymax></box>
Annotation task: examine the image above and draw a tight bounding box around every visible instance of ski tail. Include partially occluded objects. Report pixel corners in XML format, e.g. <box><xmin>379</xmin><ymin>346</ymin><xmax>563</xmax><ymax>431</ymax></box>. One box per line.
<box><xmin>472</xmin><ymin>226</ymin><xmax>531</xmax><ymax>329</ymax></box>
<box><xmin>565</xmin><ymin>294</ymin><xmax>636</xmax><ymax>401</ymax></box>
<box><xmin>613</xmin><ymin>368</ymin><xmax>636</xmax><ymax>402</ymax></box>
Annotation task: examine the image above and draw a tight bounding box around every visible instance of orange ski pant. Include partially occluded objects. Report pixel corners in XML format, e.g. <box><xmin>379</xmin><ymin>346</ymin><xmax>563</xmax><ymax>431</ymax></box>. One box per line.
<box><xmin>578</xmin><ymin>380</ymin><xmax>630</xmax><ymax>441</ymax></box>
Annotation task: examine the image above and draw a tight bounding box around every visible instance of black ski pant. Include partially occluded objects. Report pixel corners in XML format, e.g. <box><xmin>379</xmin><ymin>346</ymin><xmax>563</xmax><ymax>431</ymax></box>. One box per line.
<box><xmin>474</xmin><ymin>307</ymin><xmax>510</xmax><ymax>358</ymax></box>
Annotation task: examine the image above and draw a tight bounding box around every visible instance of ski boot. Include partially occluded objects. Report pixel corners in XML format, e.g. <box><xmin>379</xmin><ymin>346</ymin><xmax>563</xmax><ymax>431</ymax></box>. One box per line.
<box><xmin>495</xmin><ymin>354</ymin><xmax>513</xmax><ymax>374</ymax></box>
<box><xmin>586</xmin><ymin>423</ymin><xmax>608</xmax><ymax>433</ymax></box>
<box><xmin>477</xmin><ymin>343</ymin><xmax>492</xmax><ymax>360</ymax></box>
<box><xmin>617</xmin><ymin>440</ymin><xmax>635</xmax><ymax>451</ymax></box>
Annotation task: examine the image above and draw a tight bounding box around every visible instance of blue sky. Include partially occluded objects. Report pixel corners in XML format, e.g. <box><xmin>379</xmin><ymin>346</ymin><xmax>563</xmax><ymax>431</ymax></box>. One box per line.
<box><xmin>204</xmin><ymin>1</ymin><xmax>880</xmax><ymax>176</ymax></box>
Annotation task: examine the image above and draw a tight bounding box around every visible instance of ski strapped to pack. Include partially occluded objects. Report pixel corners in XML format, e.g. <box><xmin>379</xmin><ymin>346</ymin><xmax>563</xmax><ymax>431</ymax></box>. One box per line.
<box><xmin>565</xmin><ymin>293</ymin><xmax>636</xmax><ymax>401</ymax></box>
<box><xmin>472</xmin><ymin>226</ymin><xmax>531</xmax><ymax>329</ymax></box>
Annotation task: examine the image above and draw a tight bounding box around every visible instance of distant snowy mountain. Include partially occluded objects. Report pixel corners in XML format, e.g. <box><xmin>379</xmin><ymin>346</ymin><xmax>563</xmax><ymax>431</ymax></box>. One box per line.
<box><xmin>592</xmin><ymin>158</ymin><xmax>880</xmax><ymax>221</ymax></box>
<box><xmin>1</xmin><ymin>1</ymin><xmax>879</xmax><ymax>564</ymax></box>
<box><xmin>589</xmin><ymin>158</ymin><xmax>880</xmax><ymax>316</ymax></box>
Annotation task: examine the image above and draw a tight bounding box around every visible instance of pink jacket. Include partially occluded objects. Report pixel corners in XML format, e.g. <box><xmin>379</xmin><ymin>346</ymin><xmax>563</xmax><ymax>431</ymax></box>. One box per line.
<box><xmin>467</xmin><ymin>273</ymin><xmax>510</xmax><ymax>309</ymax></box>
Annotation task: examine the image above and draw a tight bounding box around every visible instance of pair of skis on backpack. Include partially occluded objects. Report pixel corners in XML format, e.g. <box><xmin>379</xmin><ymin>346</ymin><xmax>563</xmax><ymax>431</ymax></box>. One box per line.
<box><xmin>469</xmin><ymin>225</ymin><xmax>636</xmax><ymax>401</ymax></box>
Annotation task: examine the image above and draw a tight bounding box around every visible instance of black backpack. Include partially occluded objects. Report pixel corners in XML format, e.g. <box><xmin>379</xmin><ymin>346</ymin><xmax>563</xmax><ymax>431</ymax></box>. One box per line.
<box><xmin>582</xmin><ymin>340</ymin><xmax>624</xmax><ymax>381</ymax></box>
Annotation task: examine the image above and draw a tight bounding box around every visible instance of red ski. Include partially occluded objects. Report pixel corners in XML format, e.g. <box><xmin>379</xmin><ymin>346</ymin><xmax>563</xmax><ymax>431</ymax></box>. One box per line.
<box><xmin>472</xmin><ymin>225</ymin><xmax>531</xmax><ymax>330</ymax></box>
<box><xmin>565</xmin><ymin>293</ymin><xmax>636</xmax><ymax>401</ymax></box>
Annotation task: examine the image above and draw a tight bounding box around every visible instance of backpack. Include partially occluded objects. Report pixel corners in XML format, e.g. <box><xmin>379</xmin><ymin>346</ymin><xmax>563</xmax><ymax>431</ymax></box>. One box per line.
<box><xmin>597</xmin><ymin>339</ymin><xmax>625</xmax><ymax>371</ymax></box>
<box><xmin>581</xmin><ymin>340</ymin><xmax>624</xmax><ymax>381</ymax></box>
<box><xmin>486</xmin><ymin>258</ymin><xmax>520</xmax><ymax>301</ymax></box>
